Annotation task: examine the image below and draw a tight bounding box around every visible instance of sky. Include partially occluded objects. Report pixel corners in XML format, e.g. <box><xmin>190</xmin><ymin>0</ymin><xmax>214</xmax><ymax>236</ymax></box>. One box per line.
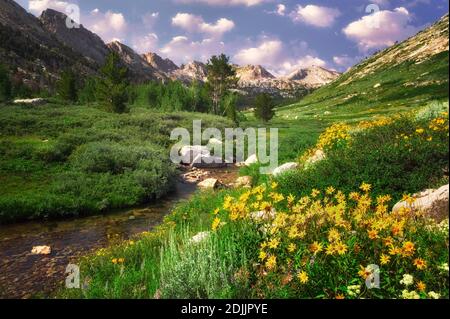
<box><xmin>14</xmin><ymin>0</ymin><xmax>449</xmax><ymax>75</ymax></box>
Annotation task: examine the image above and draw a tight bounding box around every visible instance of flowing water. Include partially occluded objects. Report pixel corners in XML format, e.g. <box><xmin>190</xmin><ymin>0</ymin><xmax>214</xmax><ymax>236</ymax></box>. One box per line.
<box><xmin>0</xmin><ymin>167</ymin><xmax>239</xmax><ymax>299</ymax></box>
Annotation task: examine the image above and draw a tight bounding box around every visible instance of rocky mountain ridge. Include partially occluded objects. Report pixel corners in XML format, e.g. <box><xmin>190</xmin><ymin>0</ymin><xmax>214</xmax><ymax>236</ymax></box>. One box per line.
<box><xmin>0</xmin><ymin>0</ymin><xmax>340</xmax><ymax>97</ymax></box>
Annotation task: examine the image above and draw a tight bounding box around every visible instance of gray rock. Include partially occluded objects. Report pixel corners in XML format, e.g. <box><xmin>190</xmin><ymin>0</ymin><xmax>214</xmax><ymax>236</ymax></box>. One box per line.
<box><xmin>244</xmin><ymin>154</ymin><xmax>258</xmax><ymax>166</ymax></box>
<box><xmin>393</xmin><ymin>184</ymin><xmax>449</xmax><ymax>221</ymax></box>
<box><xmin>198</xmin><ymin>178</ymin><xmax>219</xmax><ymax>189</ymax></box>
<box><xmin>180</xmin><ymin>145</ymin><xmax>210</xmax><ymax>165</ymax></box>
<box><xmin>273</xmin><ymin>162</ymin><xmax>299</xmax><ymax>176</ymax></box>
<box><xmin>13</xmin><ymin>98</ymin><xmax>47</xmax><ymax>106</ymax></box>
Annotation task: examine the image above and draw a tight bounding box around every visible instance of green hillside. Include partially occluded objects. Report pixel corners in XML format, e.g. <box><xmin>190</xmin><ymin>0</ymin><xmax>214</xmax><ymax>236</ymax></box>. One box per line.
<box><xmin>277</xmin><ymin>14</ymin><xmax>449</xmax><ymax>123</ymax></box>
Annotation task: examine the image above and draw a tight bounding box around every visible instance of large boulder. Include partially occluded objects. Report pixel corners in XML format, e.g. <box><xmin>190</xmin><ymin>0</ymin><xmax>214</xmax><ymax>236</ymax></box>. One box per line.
<box><xmin>198</xmin><ymin>178</ymin><xmax>219</xmax><ymax>189</ymax></box>
<box><xmin>180</xmin><ymin>145</ymin><xmax>210</xmax><ymax>165</ymax></box>
<box><xmin>304</xmin><ymin>149</ymin><xmax>326</xmax><ymax>168</ymax></box>
<box><xmin>244</xmin><ymin>154</ymin><xmax>258</xmax><ymax>166</ymax></box>
<box><xmin>393</xmin><ymin>184</ymin><xmax>449</xmax><ymax>221</ymax></box>
<box><xmin>273</xmin><ymin>162</ymin><xmax>299</xmax><ymax>176</ymax></box>
<box><xmin>191</xmin><ymin>154</ymin><xmax>227</xmax><ymax>168</ymax></box>
<box><xmin>31</xmin><ymin>245</ymin><xmax>51</xmax><ymax>255</ymax></box>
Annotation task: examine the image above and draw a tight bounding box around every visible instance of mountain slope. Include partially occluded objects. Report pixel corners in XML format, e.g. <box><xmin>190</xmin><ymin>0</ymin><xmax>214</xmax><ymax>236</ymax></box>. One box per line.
<box><xmin>278</xmin><ymin>14</ymin><xmax>449</xmax><ymax>122</ymax></box>
<box><xmin>40</xmin><ymin>9</ymin><xmax>109</xmax><ymax>65</ymax></box>
<box><xmin>171</xmin><ymin>61</ymin><xmax>208</xmax><ymax>82</ymax></box>
<box><xmin>107</xmin><ymin>41</ymin><xmax>167</xmax><ymax>82</ymax></box>
<box><xmin>143</xmin><ymin>52</ymin><xmax>179</xmax><ymax>74</ymax></box>
<box><xmin>0</xmin><ymin>0</ymin><xmax>96</xmax><ymax>89</ymax></box>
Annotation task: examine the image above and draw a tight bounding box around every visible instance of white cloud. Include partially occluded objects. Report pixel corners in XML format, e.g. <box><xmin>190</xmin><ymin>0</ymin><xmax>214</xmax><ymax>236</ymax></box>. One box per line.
<box><xmin>172</xmin><ymin>13</ymin><xmax>234</xmax><ymax>37</ymax></box>
<box><xmin>174</xmin><ymin>0</ymin><xmax>272</xmax><ymax>6</ymax></box>
<box><xmin>234</xmin><ymin>40</ymin><xmax>284</xmax><ymax>66</ymax></box>
<box><xmin>85</xmin><ymin>9</ymin><xmax>128</xmax><ymax>43</ymax></box>
<box><xmin>276</xmin><ymin>4</ymin><xmax>286</xmax><ymax>16</ymax></box>
<box><xmin>132</xmin><ymin>33</ymin><xmax>159</xmax><ymax>54</ymax></box>
<box><xmin>290</xmin><ymin>5</ymin><xmax>341</xmax><ymax>28</ymax></box>
<box><xmin>343</xmin><ymin>7</ymin><xmax>418</xmax><ymax>52</ymax></box>
<box><xmin>28</xmin><ymin>0</ymin><xmax>76</xmax><ymax>15</ymax></box>
<box><xmin>160</xmin><ymin>36</ymin><xmax>225</xmax><ymax>64</ymax></box>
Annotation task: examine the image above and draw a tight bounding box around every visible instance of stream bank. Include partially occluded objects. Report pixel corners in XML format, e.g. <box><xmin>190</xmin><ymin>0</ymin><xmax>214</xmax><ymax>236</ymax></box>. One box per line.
<box><xmin>0</xmin><ymin>167</ymin><xmax>239</xmax><ymax>299</ymax></box>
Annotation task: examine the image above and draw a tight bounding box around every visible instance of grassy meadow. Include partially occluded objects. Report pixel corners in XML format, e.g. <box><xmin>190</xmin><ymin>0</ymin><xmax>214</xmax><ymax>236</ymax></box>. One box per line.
<box><xmin>0</xmin><ymin>102</ymin><xmax>232</xmax><ymax>223</ymax></box>
<box><xmin>56</xmin><ymin>100</ymin><xmax>449</xmax><ymax>299</ymax></box>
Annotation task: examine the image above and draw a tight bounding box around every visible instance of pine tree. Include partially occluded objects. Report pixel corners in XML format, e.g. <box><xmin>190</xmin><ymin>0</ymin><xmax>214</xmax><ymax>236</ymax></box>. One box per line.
<box><xmin>78</xmin><ymin>76</ymin><xmax>98</xmax><ymax>105</ymax></box>
<box><xmin>96</xmin><ymin>52</ymin><xmax>129</xmax><ymax>113</ymax></box>
<box><xmin>56</xmin><ymin>69</ymin><xmax>78</xmax><ymax>102</ymax></box>
<box><xmin>254</xmin><ymin>93</ymin><xmax>275</xmax><ymax>123</ymax></box>
<box><xmin>206</xmin><ymin>54</ymin><xmax>236</xmax><ymax>115</ymax></box>
<box><xmin>0</xmin><ymin>64</ymin><xmax>12</xmax><ymax>103</ymax></box>
<box><xmin>222</xmin><ymin>92</ymin><xmax>238</xmax><ymax>124</ymax></box>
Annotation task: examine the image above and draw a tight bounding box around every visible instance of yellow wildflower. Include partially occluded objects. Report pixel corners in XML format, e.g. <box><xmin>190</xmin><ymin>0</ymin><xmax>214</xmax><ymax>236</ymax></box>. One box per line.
<box><xmin>328</xmin><ymin>228</ymin><xmax>341</xmax><ymax>242</ymax></box>
<box><xmin>288</xmin><ymin>243</ymin><xmax>297</xmax><ymax>253</ymax></box>
<box><xmin>402</xmin><ymin>241</ymin><xmax>415</xmax><ymax>257</ymax></box>
<box><xmin>309</xmin><ymin>242</ymin><xmax>323</xmax><ymax>255</ymax></box>
<box><xmin>380</xmin><ymin>254</ymin><xmax>391</xmax><ymax>265</ymax></box>
<box><xmin>287</xmin><ymin>194</ymin><xmax>296</xmax><ymax>205</ymax></box>
<box><xmin>335</xmin><ymin>242</ymin><xmax>348</xmax><ymax>255</ymax></box>
<box><xmin>311</xmin><ymin>189</ymin><xmax>320</xmax><ymax>198</ymax></box>
<box><xmin>266</xmin><ymin>255</ymin><xmax>277</xmax><ymax>270</ymax></box>
<box><xmin>211</xmin><ymin>217</ymin><xmax>221</xmax><ymax>231</ymax></box>
<box><xmin>297</xmin><ymin>271</ymin><xmax>309</xmax><ymax>284</ymax></box>
<box><xmin>259</xmin><ymin>250</ymin><xmax>267</xmax><ymax>261</ymax></box>
<box><xmin>413</xmin><ymin>258</ymin><xmax>427</xmax><ymax>270</ymax></box>
<box><xmin>268</xmin><ymin>238</ymin><xmax>280</xmax><ymax>249</ymax></box>
<box><xmin>416</xmin><ymin>281</ymin><xmax>426</xmax><ymax>292</ymax></box>
<box><xmin>368</xmin><ymin>229</ymin><xmax>379</xmax><ymax>240</ymax></box>
<box><xmin>360</xmin><ymin>182</ymin><xmax>371</xmax><ymax>192</ymax></box>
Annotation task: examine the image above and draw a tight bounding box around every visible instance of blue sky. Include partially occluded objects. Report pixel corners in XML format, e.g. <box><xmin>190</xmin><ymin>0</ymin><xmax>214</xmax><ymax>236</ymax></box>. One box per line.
<box><xmin>16</xmin><ymin>0</ymin><xmax>449</xmax><ymax>75</ymax></box>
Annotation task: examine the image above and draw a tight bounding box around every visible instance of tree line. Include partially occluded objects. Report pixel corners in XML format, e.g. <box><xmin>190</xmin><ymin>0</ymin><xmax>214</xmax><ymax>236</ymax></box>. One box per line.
<box><xmin>0</xmin><ymin>53</ymin><xmax>275</xmax><ymax>123</ymax></box>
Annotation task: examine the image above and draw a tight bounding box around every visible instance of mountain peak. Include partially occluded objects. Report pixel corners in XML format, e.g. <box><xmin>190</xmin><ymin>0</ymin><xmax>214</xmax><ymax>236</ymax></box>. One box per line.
<box><xmin>107</xmin><ymin>41</ymin><xmax>167</xmax><ymax>82</ymax></box>
<box><xmin>236</xmin><ymin>65</ymin><xmax>275</xmax><ymax>82</ymax></box>
<box><xmin>286</xmin><ymin>66</ymin><xmax>341</xmax><ymax>86</ymax></box>
<box><xmin>143</xmin><ymin>52</ymin><xmax>179</xmax><ymax>74</ymax></box>
<box><xmin>40</xmin><ymin>8</ymin><xmax>109</xmax><ymax>65</ymax></box>
<box><xmin>171</xmin><ymin>61</ymin><xmax>208</xmax><ymax>82</ymax></box>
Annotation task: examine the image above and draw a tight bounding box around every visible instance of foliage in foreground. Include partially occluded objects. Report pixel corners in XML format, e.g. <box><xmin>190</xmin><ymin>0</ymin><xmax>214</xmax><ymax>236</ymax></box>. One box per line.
<box><xmin>212</xmin><ymin>182</ymin><xmax>449</xmax><ymax>299</ymax></box>
<box><xmin>57</xmin><ymin>107</ymin><xmax>449</xmax><ymax>299</ymax></box>
<box><xmin>277</xmin><ymin>104</ymin><xmax>449</xmax><ymax>203</ymax></box>
<box><xmin>0</xmin><ymin>105</ymin><xmax>233</xmax><ymax>223</ymax></box>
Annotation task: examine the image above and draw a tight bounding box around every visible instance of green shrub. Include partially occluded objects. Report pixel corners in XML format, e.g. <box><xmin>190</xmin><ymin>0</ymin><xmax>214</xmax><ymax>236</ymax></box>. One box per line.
<box><xmin>277</xmin><ymin>113</ymin><xmax>449</xmax><ymax>203</ymax></box>
<box><xmin>159</xmin><ymin>227</ymin><xmax>251</xmax><ymax>299</ymax></box>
